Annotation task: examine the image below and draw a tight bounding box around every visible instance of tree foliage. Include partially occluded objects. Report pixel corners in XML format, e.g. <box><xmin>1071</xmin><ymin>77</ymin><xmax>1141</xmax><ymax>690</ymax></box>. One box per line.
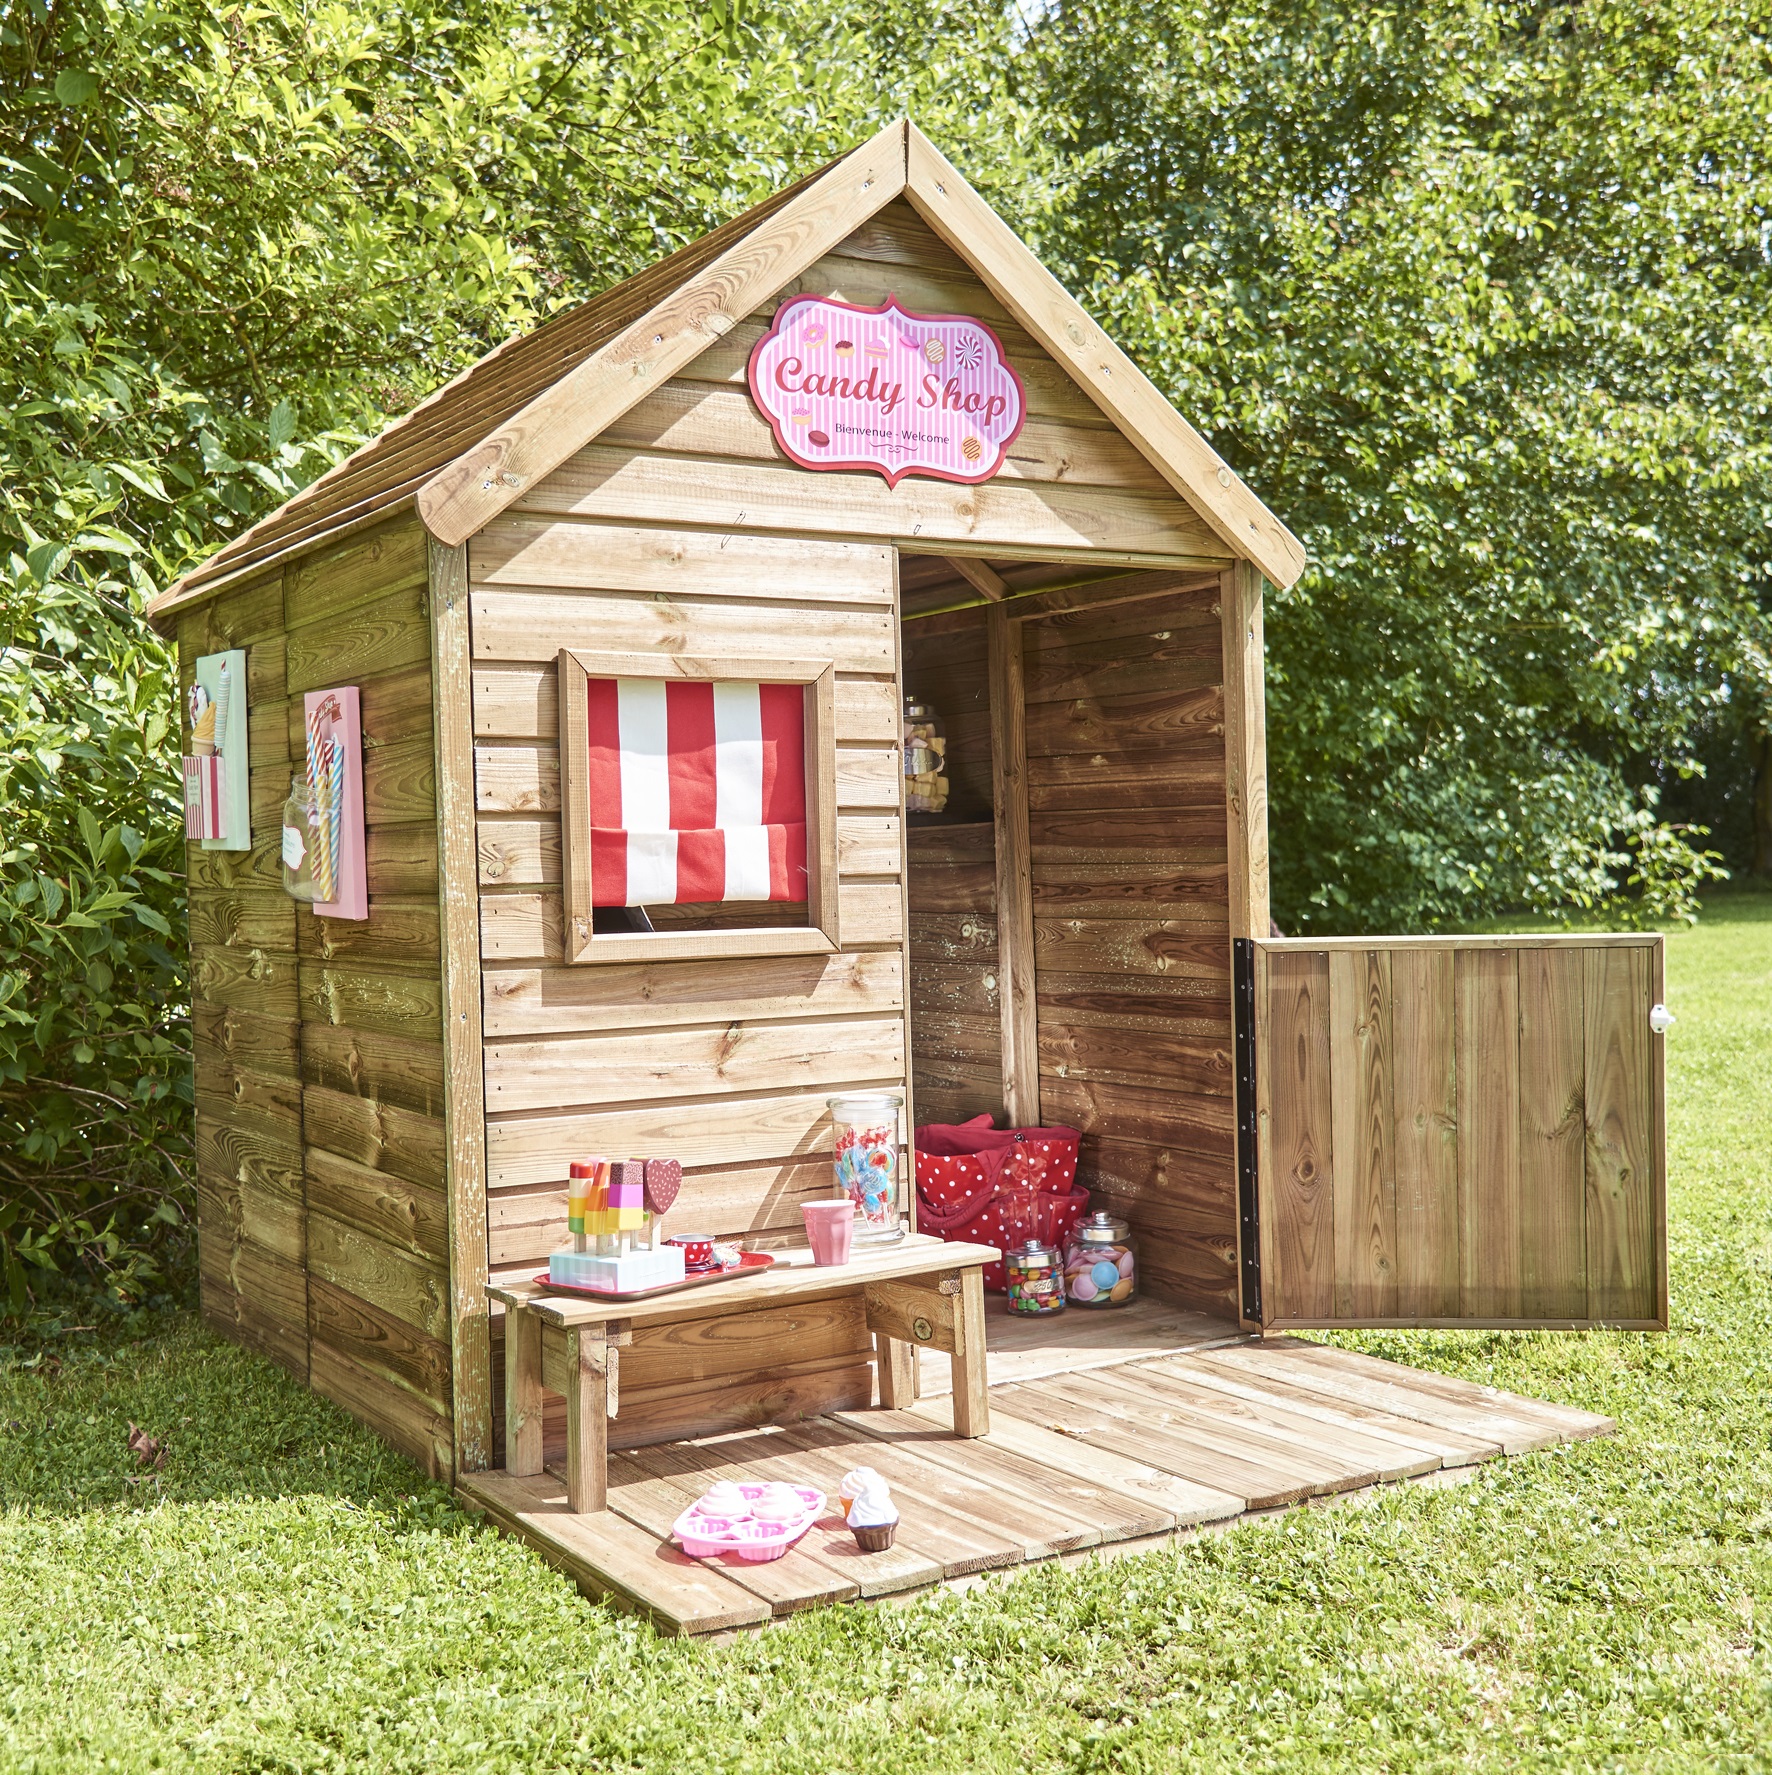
<box><xmin>1023</xmin><ymin>0</ymin><xmax>1771</xmax><ymax>929</ymax></box>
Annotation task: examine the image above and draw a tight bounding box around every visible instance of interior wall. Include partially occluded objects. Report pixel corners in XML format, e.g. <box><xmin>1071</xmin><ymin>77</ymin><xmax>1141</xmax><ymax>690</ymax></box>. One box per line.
<box><xmin>902</xmin><ymin>602</ymin><xmax>1001</xmax><ymax>1126</ymax></box>
<box><xmin>1021</xmin><ymin>579</ymin><xmax>1239</xmax><ymax>1317</ymax></box>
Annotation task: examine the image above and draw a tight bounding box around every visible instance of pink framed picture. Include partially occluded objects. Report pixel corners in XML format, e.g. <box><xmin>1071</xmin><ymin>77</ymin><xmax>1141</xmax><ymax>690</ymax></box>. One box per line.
<box><xmin>302</xmin><ymin>686</ymin><xmax>367</xmax><ymax>920</ymax></box>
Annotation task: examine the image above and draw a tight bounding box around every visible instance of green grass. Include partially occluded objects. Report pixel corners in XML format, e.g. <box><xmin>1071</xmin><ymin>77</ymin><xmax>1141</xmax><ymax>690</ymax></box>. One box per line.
<box><xmin>4</xmin><ymin>897</ymin><xmax>1771</xmax><ymax>1773</ymax></box>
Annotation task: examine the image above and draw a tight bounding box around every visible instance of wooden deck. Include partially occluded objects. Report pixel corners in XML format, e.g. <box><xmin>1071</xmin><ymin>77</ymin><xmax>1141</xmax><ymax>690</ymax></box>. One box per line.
<box><xmin>457</xmin><ymin>1326</ymin><xmax>1613</xmax><ymax>1635</ymax></box>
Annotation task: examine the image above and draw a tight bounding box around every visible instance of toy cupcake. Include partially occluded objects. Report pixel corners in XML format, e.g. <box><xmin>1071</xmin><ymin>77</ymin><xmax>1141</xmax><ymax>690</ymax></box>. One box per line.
<box><xmin>837</xmin><ymin>1465</ymin><xmax>885</xmax><ymax>1517</ymax></box>
<box><xmin>750</xmin><ymin>1482</ymin><xmax>804</xmax><ymax>1524</ymax></box>
<box><xmin>696</xmin><ymin>1480</ymin><xmax>748</xmax><ymax>1518</ymax></box>
<box><xmin>846</xmin><ymin>1479</ymin><xmax>898</xmax><ymax>1552</ymax></box>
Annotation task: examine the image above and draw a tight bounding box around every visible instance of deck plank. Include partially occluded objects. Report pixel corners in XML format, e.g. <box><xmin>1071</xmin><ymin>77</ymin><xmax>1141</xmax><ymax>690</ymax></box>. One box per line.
<box><xmin>901</xmin><ymin>1397</ymin><xmax>1245</xmax><ymax>1526</ymax></box>
<box><xmin>1212</xmin><ymin>1341</ymin><xmax>1611</xmax><ymax>1454</ymax></box>
<box><xmin>1072</xmin><ymin>1356</ymin><xmax>1392</xmax><ymax>1498</ymax></box>
<box><xmin>991</xmin><ymin>1374</ymin><xmax>1302</xmax><ymax>1509</ymax></box>
<box><xmin>1270</xmin><ymin>1340</ymin><xmax>1616</xmax><ymax>1438</ymax></box>
<box><xmin>1126</xmin><ymin>1356</ymin><xmax>1446</xmax><ymax>1482</ymax></box>
<box><xmin>779</xmin><ymin>1420</ymin><xmax>1102</xmax><ymax>1562</ymax></box>
<box><xmin>822</xmin><ymin>1407</ymin><xmax>1176</xmax><ymax>1541</ymax></box>
<box><xmin>457</xmin><ymin>1469</ymin><xmax>769</xmax><ymax>1634</ymax></box>
<box><xmin>1180</xmin><ymin>1350</ymin><xmax>1504</xmax><ymax>1467</ymax></box>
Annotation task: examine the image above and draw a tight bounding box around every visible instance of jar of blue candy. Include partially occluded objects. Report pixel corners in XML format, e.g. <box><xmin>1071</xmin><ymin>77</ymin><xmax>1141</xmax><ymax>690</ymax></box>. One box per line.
<box><xmin>1063</xmin><ymin>1211</ymin><xmax>1138</xmax><ymax>1307</ymax></box>
<box><xmin>827</xmin><ymin>1092</ymin><xmax>905</xmax><ymax>1244</ymax></box>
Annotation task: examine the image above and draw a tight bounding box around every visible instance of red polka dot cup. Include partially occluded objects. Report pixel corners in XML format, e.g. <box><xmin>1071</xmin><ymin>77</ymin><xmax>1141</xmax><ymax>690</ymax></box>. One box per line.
<box><xmin>665</xmin><ymin>1233</ymin><xmax>716</xmax><ymax>1271</ymax></box>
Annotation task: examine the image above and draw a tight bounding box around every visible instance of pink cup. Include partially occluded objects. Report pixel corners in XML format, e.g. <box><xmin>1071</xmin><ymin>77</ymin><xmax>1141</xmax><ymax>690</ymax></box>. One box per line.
<box><xmin>802</xmin><ymin>1200</ymin><xmax>855</xmax><ymax>1266</ymax></box>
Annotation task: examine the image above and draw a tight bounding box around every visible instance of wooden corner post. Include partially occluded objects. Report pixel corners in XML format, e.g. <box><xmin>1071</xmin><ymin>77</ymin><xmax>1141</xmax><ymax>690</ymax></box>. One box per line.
<box><xmin>989</xmin><ymin>601</ymin><xmax>1039</xmax><ymax>1124</ymax></box>
<box><xmin>429</xmin><ymin>538</ymin><xmax>493</xmax><ymax>1473</ymax></box>
<box><xmin>1221</xmin><ymin>561</ymin><xmax>1270</xmax><ymax>941</ymax></box>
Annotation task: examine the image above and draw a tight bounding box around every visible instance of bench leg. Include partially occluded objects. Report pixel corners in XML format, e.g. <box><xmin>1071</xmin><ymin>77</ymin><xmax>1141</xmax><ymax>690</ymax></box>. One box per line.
<box><xmin>876</xmin><ymin>1331</ymin><xmax>919</xmax><ymax>1409</ymax></box>
<box><xmin>565</xmin><ymin>1325</ymin><xmax>610</xmax><ymax>1513</ymax></box>
<box><xmin>949</xmin><ymin>1267</ymin><xmax>990</xmax><ymax>1438</ymax></box>
<box><xmin>504</xmin><ymin>1304</ymin><xmax>543</xmax><ymax>1477</ymax></box>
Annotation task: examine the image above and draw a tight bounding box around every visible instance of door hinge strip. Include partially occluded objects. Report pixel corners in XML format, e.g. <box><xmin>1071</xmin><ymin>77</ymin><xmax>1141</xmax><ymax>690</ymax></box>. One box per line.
<box><xmin>1233</xmin><ymin>936</ymin><xmax>1262</xmax><ymax>1324</ymax></box>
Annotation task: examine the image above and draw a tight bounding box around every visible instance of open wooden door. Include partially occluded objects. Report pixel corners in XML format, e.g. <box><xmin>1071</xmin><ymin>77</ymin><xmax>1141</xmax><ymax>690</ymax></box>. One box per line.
<box><xmin>1236</xmin><ymin>935</ymin><xmax>1668</xmax><ymax>1331</ymax></box>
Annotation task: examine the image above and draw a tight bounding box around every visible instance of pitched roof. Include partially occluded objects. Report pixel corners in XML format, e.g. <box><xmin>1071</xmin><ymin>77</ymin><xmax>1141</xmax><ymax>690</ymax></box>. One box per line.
<box><xmin>147</xmin><ymin>120</ymin><xmax>1303</xmax><ymax>631</ymax></box>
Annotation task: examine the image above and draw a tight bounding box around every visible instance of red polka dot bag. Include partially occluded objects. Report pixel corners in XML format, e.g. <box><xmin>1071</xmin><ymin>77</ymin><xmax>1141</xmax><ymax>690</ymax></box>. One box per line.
<box><xmin>913</xmin><ymin>1114</ymin><xmax>1088</xmax><ymax>1291</ymax></box>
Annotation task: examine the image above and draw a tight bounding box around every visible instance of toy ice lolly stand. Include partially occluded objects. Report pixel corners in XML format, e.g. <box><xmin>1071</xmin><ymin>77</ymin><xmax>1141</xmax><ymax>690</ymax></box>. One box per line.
<box><xmin>550</xmin><ymin>1157</ymin><xmax>686</xmax><ymax>1292</ymax></box>
<box><xmin>827</xmin><ymin>1092</ymin><xmax>905</xmax><ymax>1245</ymax></box>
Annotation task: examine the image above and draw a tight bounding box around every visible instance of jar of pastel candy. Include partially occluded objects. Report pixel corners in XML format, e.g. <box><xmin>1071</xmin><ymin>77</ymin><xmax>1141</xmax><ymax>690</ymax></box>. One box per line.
<box><xmin>827</xmin><ymin>1092</ymin><xmax>905</xmax><ymax>1244</ymax></box>
<box><xmin>1063</xmin><ymin>1211</ymin><xmax>1137</xmax><ymax>1307</ymax></box>
<box><xmin>1005</xmin><ymin>1240</ymin><xmax>1065</xmax><ymax>1316</ymax></box>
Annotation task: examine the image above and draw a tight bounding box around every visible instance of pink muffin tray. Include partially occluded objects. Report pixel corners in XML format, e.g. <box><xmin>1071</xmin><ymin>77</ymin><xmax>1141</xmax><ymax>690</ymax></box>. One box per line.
<box><xmin>671</xmin><ymin>1483</ymin><xmax>825</xmax><ymax>1562</ymax></box>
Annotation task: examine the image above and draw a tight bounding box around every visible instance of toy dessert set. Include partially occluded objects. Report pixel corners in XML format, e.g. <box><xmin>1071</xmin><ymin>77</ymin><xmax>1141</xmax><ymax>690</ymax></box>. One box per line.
<box><xmin>671</xmin><ymin>1481</ymin><xmax>825</xmax><ymax>1562</ymax></box>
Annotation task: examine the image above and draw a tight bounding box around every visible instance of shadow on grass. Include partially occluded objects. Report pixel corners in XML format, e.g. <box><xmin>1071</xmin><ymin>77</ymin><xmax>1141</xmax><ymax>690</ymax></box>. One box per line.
<box><xmin>0</xmin><ymin>1307</ymin><xmax>468</xmax><ymax>1527</ymax></box>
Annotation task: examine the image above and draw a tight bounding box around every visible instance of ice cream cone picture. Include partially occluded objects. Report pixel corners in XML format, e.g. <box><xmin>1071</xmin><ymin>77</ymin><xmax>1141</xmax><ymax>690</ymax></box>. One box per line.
<box><xmin>184</xmin><ymin>649</ymin><xmax>249</xmax><ymax>848</ymax></box>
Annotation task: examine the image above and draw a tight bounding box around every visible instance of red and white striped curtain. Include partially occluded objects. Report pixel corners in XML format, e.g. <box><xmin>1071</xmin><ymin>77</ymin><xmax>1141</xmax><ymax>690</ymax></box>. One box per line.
<box><xmin>586</xmin><ymin>678</ymin><xmax>808</xmax><ymax>906</ymax></box>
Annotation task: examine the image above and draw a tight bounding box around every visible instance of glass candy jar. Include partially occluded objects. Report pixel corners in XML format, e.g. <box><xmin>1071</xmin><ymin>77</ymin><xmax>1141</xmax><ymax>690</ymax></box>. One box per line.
<box><xmin>1005</xmin><ymin>1240</ymin><xmax>1066</xmax><ymax>1316</ymax></box>
<box><xmin>902</xmin><ymin>698</ymin><xmax>948</xmax><ymax>813</ymax></box>
<box><xmin>280</xmin><ymin>772</ymin><xmax>322</xmax><ymax>902</ymax></box>
<box><xmin>827</xmin><ymin>1093</ymin><xmax>905</xmax><ymax>1244</ymax></box>
<box><xmin>1063</xmin><ymin>1211</ymin><xmax>1138</xmax><ymax>1308</ymax></box>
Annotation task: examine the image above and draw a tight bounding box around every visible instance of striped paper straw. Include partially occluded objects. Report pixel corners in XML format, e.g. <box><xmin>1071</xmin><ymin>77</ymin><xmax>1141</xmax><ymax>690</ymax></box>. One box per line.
<box><xmin>304</xmin><ymin>705</ymin><xmax>336</xmax><ymax>902</ymax></box>
<box><xmin>326</xmin><ymin>736</ymin><xmax>345</xmax><ymax>905</ymax></box>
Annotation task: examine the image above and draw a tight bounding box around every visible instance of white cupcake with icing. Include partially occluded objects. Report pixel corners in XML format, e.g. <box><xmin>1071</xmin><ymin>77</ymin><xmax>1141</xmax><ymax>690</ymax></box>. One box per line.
<box><xmin>846</xmin><ymin>1478</ymin><xmax>898</xmax><ymax>1550</ymax></box>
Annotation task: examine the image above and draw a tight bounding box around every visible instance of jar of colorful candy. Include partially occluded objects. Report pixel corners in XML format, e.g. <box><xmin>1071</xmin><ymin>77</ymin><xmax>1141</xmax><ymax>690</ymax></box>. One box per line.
<box><xmin>1063</xmin><ymin>1211</ymin><xmax>1137</xmax><ymax>1307</ymax></box>
<box><xmin>902</xmin><ymin>699</ymin><xmax>948</xmax><ymax>814</ymax></box>
<box><xmin>1005</xmin><ymin>1240</ymin><xmax>1066</xmax><ymax>1316</ymax></box>
<box><xmin>827</xmin><ymin>1093</ymin><xmax>905</xmax><ymax>1244</ymax></box>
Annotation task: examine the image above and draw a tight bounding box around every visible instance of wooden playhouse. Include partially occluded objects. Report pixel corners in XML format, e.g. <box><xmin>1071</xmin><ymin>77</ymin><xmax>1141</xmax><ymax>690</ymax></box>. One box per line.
<box><xmin>147</xmin><ymin>121</ymin><xmax>1661</xmax><ymax>1631</ymax></box>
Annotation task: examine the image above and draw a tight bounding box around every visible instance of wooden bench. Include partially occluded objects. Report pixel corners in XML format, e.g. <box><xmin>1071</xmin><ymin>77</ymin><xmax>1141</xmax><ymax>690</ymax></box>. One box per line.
<box><xmin>489</xmin><ymin>1234</ymin><xmax>999</xmax><ymax>1513</ymax></box>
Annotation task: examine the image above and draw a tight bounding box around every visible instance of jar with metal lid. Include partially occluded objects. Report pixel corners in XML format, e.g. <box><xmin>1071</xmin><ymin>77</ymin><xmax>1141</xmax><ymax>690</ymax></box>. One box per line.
<box><xmin>827</xmin><ymin>1092</ymin><xmax>905</xmax><ymax>1244</ymax></box>
<box><xmin>902</xmin><ymin>698</ymin><xmax>948</xmax><ymax>813</ymax></box>
<box><xmin>1005</xmin><ymin>1240</ymin><xmax>1066</xmax><ymax>1316</ymax></box>
<box><xmin>1063</xmin><ymin>1211</ymin><xmax>1138</xmax><ymax>1307</ymax></box>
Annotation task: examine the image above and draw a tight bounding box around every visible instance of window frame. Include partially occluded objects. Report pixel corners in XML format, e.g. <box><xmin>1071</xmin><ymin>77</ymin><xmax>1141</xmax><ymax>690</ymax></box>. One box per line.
<box><xmin>556</xmin><ymin>648</ymin><xmax>840</xmax><ymax>965</ymax></box>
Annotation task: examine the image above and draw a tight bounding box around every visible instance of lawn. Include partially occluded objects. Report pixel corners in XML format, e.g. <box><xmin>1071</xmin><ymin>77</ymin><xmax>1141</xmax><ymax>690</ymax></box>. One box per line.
<box><xmin>3</xmin><ymin>895</ymin><xmax>1770</xmax><ymax>1773</ymax></box>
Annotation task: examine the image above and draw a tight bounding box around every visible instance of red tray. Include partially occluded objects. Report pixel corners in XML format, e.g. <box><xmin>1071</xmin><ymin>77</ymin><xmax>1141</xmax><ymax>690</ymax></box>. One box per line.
<box><xmin>532</xmin><ymin>1251</ymin><xmax>776</xmax><ymax>1302</ymax></box>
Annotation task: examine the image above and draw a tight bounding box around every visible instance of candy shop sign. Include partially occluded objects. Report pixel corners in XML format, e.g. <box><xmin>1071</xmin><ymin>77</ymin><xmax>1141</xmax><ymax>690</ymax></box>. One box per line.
<box><xmin>747</xmin><ymin>294</ymin><xmax>1026</xmax><ymax>488</ymax></box>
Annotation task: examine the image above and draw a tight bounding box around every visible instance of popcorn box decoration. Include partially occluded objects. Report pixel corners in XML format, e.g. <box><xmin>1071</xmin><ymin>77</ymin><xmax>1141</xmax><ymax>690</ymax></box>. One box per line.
<box><xmin>183</xmin><ymin>649</ymin><xmax>249</xmax><ymax>849</ymax></box>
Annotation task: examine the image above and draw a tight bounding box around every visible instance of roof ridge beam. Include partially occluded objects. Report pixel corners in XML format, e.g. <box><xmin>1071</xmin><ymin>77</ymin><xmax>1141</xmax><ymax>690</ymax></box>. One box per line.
<box><xmin>417</xmin><ymin>119</ymin><xmax>910</xmax><ymax>550</ymax></box>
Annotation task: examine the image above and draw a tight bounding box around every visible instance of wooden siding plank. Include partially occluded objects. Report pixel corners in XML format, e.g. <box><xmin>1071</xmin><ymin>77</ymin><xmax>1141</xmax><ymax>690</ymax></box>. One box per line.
<box><xmin>482</xmin><ymin>947</ymin><xmax>903</xmax><ymax>1037</ymax></box>
<box><xmin>1259</xmin><ymin>950</ymin><xmax>1335</xmax><ymax>1323</ymax></box>
<box><xmin>512</xmin><ymin>445</ymin><xmax>1226</xmax><ymax>559</ymax></box>
<box><xmin>484</xmin><ymin>1088</ymin><xmax>884</xmax><ymax>1190</ymax></box>
<box><xmin>1583</xmin><ymin>943</ymin><xmax>1656</xmax><ymax>1322</ymax></box>
<box><xmin>1390</xmin><ymin>947</ymin><xmax>1458</xmax><ymax>1318</ymax></box>
<box><xmin>1456</xmin><ymin>948</ymin><xmax>1522</xmax><ymax>1319</ymax></box>
<box><xmin>1517</xmin><ymin>945</ymin><xmax>1587</xmax><ymax>1318</ymax></box>
<box><xmin>483</xmin><ymin>1016</ymin><xmax>906</xmax><ymax>1114</ymax></box>
<box><xmin>469</xmin><ymin>514</ymin><xmax>893</xmax><ymax>602</ymax></box>
<box><xmin>469</xmin><ymin>587</ymin><xmax>897</xmax><ymax>672</ymax></box>
<box><xmin>1329</xmin><ymin>949</ymin><xmax>1396</xmax><ymax>1320</ymax></box>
